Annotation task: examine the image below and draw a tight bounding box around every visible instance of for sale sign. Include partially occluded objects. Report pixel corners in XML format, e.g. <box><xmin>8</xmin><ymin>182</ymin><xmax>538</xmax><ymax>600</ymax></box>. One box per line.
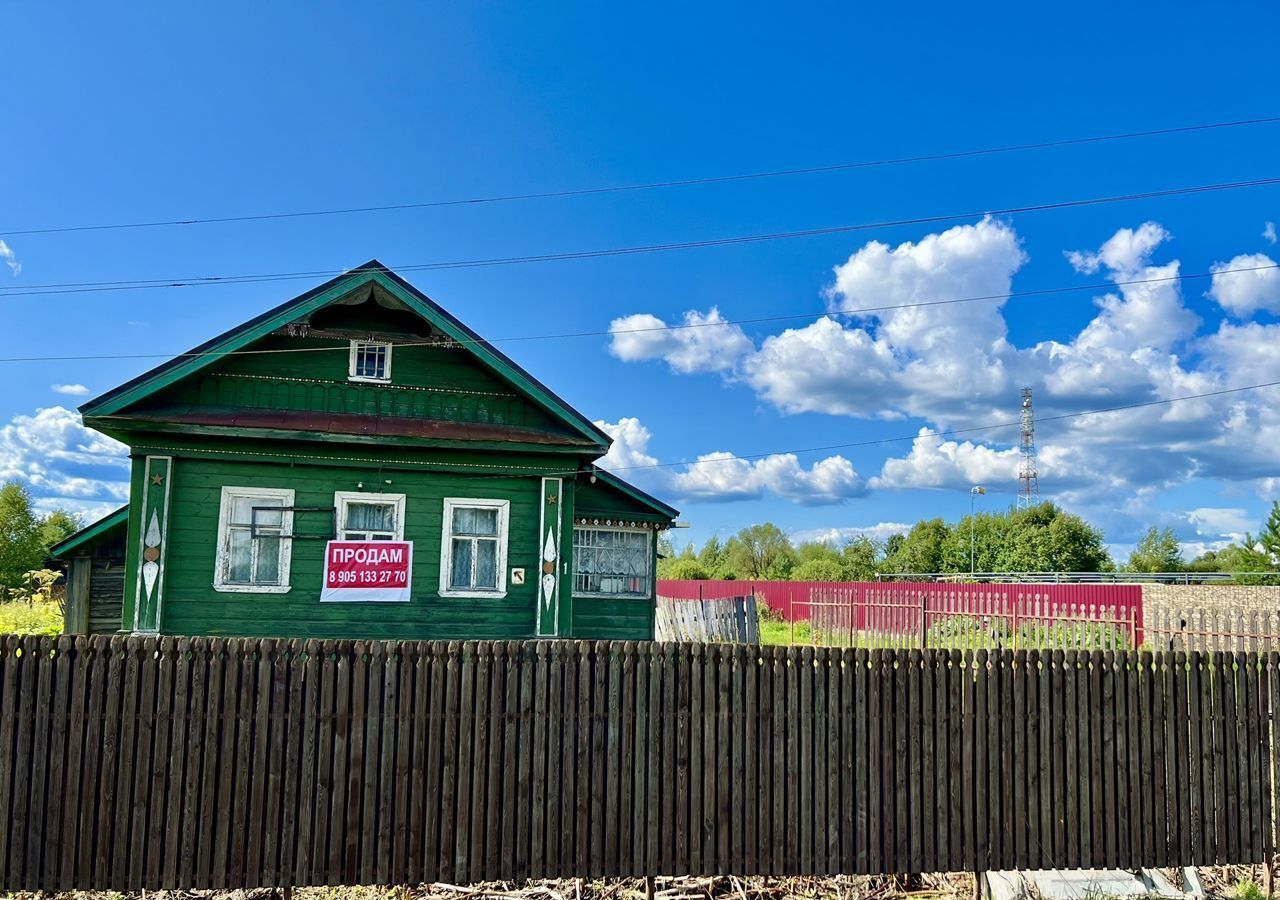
<box><xmin>320</xmin><ymin>540</ymin><xmax>413</xmax><ymax>602</ymax></box>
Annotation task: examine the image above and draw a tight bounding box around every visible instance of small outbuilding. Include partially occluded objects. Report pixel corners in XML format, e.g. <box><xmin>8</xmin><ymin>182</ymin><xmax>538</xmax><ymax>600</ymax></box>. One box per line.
<box><xmin>50</xmin><ymin>505</ymin><xmax>128</xmax><ymax>635</ymax></box>
<box><xmin>59</xmin><ymin>261</ymin><xmax>678</xmax><ymax>640</ymax></box>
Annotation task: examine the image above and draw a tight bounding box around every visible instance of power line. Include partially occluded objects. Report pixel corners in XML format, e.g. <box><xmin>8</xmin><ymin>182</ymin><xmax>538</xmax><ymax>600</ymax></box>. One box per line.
<box><xmin>3</xmin><ymin>174</ymin><xmax>1280</xmax><ymax>300</ymax></box>
<box><xmin>579</xmin><ymin>381</ymin><xmax>1280</xmax><ymax>474</ymax></box>
<box><xmin>4</xmin><ymin>114</ymin><xmax>1279</xmax><ymax>238</ymax></box>
<box><xmin>3</xmin><ymin>261</ymin><xmax>1274</xmax><ymax>364</ymax></box>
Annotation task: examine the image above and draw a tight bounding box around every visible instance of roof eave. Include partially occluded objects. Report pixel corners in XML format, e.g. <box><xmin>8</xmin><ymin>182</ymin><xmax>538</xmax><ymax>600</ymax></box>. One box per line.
<box><xmin>50</xmin><ymin>505</ymin><xmax>129</xmax><ymax>559</ymax></box>
<box><xmin>81</xmin><ymin>260</ymin><xmax>612</xmax><ymax>450</ymax></box>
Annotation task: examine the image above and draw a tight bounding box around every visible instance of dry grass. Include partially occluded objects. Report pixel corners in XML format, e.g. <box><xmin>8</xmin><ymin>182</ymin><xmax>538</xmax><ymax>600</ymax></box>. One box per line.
<box><xmin>0</xmin><ymin>874</ymin><xmax>974</xmax><ymax>900</ymax></box>
<box><xmin>0</xmin><ymin>866</ymin><xmax>1270</xmax><ymax>900</ymax></box>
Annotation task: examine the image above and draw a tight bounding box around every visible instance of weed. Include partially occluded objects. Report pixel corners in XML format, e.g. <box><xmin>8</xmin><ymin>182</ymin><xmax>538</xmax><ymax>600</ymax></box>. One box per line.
<box><xmin>1237</xmin><ymin>877</ymin><xmax>1267</xmax><ymax>900</ymax></box>
<box><xmin>0</xmin><ymin>600</ymin><xmax>64</xmax><ymax>636</ymax></box>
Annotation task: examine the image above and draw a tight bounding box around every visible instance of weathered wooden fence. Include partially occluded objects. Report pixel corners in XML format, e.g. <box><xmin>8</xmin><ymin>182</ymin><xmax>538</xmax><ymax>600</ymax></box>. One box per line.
<box><xmin>1149</xmin><ymin>608</ymin><xmax>1280</xmax><ymax>653</ymax></box>
<box><xmin>655</xmin><ymin>594</ymin><xmax>759</xmax><ymax>643</ymax></box>
<box><xmin>807</xmin><ymin>586</ymin><xmax>1142</xmax><ymax>652</ymax></box>
<box><xmin>0</xmin><ymin>634</ymin><xmax>1275</xmax><ymax>891</ymax></box>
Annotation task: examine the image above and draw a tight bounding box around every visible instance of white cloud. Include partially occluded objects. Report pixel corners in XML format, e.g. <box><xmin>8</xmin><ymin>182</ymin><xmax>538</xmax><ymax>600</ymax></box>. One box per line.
<box><xmin>1065</xmin><ymin>222</ymin><xmax>1169</xmax><ymax>276</ymax></box>
<box><xmin>742</xmin><ymin>316</ymin><xmax>905</xmax><ymax>417</ymax></box>
<box><xmin>1185</xmin><ymin>507</ymin><xmax>1252</xmax><ymax>537</ymax></box>
<box><xmin>0</xmin><ymin>406</ymin><xmax>129</xmax><ymax>516</ymax></box>
<box><xmin>608</xmin><ymin>307</ymin><xmax>752</xmax><ymax>374</ymax></box>
<box><xmin>1177</xmin><ymin>539</ymin><xmax>1237</xmax><ymax>560</ymax></box>
<box><xmin>1208</xmin><ymin>253</ymin><xmax>1280</xmax><ymax>317</ymax></box>
<box><xmin>51</xmin><ymin>383</ymin><xmax>91</xmax><ymax>397</ymax></box>
<box><xmin>607</xmin><ymin>217</ymin><xmax>1280</xmax><ymax>510</ymax></box>
<box><xmin>743</xmin><ymin>217</ymin><xmax>1026</xmax><ymax>422</ymax></box>
<box><xmin>593</xmin><ymin>417</ymin><xmax>659</xmax><ymax>472</ymax></box>
<box><xmin>0</xmin><ymin>240</ymin><xmax>19</xmax><ymax>277</ymax></box>
<box><xmin>673</xmin><ymin>451</ymin><xmax>866</xmax><ymax>505</ymax></box>
<box><xmin>870</xmin><ymin>430</ymin><xmax>1021</xmax><ymax>491</ymax></box>
<box><xmin>790</xmin><ymin>522</ymin><xmax>912</xmax><ymax>546</ymax></box>
<box><xmin>1264</xmin><ymin>222</ymin><xmax>1277</xmax><ymax>245</ymax></box>
<box><xmin>593</xmin><ymin>417</ymin><xmax>865</xmax><ymax>505</ymax></box>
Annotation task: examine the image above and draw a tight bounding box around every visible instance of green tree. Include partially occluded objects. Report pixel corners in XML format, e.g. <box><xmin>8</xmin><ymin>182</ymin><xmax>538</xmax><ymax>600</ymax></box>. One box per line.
<box><xmin>39</xmin><ymin>509</ymin><xmax>80</xmax><ymax>552</ymax></box>
<box><xmin>656</xmin><ymin>541</ymin><xmax>696</xmax><ymax>579</ymax></box>
<box><xmin>940</xmin><ymin>512</ymin><xmax>1007</xmax><ymax>573</ymax></box>
<box><xmin>0</xmin><ymin>482</ymin><xmax>45</xmax><ymax>592</ymax></box>
<box><xmin>697</xmin><ymin>536</ymin><xmax>732</xmax><ymax>578</ymax></box>
<box><xmin>1260</xmin><ymin>500</ymin><xmax>1280</xmax><ymax>564</ymax></box>
<box><xmin>663</xmin><ymin>558</ymin><xmax>711</xmax><ymax>580</ymax></box>
<box><xmin>724</xmin><ymin>523</ymin><xmax>795</xmax><ymax>580</ymax></box>
<box><xmin>1000</xmin><ymin>503</ymin><xmax>1111</xmax><ymax>572</ymax></box>
<box><xmin>883</xmin><ymin>532</ymin><xmax>905</xmax><ymax>559</ymax></box>
<box><xmin>1125</xmin><ymin>526</ymin><xmax>1184</xmax><ymax>573</ymax></box>
<box><xmin>794</xmin><ymin>540</ymin><xmax>841</xmax><ymax>566</ymax></box>
<box><xmin>790</xmin><ymin>557</ymin><xmax>846</xmax><ymax>581</ymax></box>
<box><xmin>840</xmin><ymin>536</ymin><xmax>882</xmax><ymax>580</ymax></box>
<box><xmin>884</xmin><ymin>519</ymin><xmax>949</xmax><ymax>574</ymax></box>
<box><xmin>1219</xmin><ymin>504</ymin><xmax>1280</xmax><ymax>584</ymax></box>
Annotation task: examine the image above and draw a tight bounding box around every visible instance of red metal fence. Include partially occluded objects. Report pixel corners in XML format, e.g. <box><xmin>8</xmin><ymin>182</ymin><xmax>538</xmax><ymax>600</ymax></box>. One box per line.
<box><xmin>657</xmin><ymin>580</ymin><xmax>1145</xmax><ymax>648</ymax></box>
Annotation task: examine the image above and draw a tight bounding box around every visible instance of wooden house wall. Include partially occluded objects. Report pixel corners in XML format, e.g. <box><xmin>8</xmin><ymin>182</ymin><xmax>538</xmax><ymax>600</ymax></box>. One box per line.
<box><xmin>569</xmin><ymin>478</ymin><xmax>661</xmax><ymax>640</ymax></box>
<box><xmin>119</xmin><ymin>452</ymin><xmax>662</xmax><ymax>641</ymax></box>
<box><xmin>61</xmin><ymin>522</ymin><xmax>128</xmax><ymax>636</ymax></box>
<box><xmin>146</xmin><ymin>456</ymin><xmax>549</xmax><ymax>639</ymax></box>
<box><xmin>136</xmin><ymin>338</ymin><xmax>564</xmax><ymax>434</ymax></box>
<box><xmin>87</xmin><ymin>558</ymin><xmax>125</xmax><ymax>634</ymax></box>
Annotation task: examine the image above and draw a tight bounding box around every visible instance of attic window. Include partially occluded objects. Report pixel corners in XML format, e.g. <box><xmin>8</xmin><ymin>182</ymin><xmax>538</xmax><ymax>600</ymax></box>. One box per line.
<box><xmin>349</xmin><ymin>340</ymin><xmax>392</xmax><ymax>383</ymax></box>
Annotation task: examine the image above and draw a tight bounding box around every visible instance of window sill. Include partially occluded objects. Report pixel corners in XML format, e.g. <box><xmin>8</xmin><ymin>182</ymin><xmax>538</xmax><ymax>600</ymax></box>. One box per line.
<box><xmin>347</xmin><ymin>375</ymin><xmax>392</xmax><ymax>384</ymax></box>
<box><xmin>572</xmin><ymin>592</ymin><xmax>653</xmax><ymax>600</ymax></box>
<box><xmin>438</xmin><ymin>588</ymin><xmax>508</xmax><ymax>600</ymax></box>
<box><xmin>213</xmin><ymin>584</ymin><xmax>293</xmax><ymax>594</ymax></box>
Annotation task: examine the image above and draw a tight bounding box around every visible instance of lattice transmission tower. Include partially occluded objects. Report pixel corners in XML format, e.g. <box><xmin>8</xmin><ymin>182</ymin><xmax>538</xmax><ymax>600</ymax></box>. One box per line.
<box><xmin>1016</xmin><ymin>386</ymin><xmax>1039</xmax><ymax>509</ymax></box>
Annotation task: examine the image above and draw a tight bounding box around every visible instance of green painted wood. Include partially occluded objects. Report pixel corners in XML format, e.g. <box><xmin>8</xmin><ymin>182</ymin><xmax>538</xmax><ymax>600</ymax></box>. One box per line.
<box><xmin>84</xmin><ymin>265</ymin><xmax>611</xmax><ymax>451</ymax></box>
<box><xmin>140</xmin><ymin>456</ymin><xmax>662</xmax><ymax>641</ymax></box>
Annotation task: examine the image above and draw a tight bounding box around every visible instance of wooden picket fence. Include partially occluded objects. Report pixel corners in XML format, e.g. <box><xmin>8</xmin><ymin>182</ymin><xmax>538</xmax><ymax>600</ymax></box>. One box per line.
<box><xmin>807</xmin><ymin>584</ymin><xmax>1143</xmax><ymax>651</ymax></box>
<box><xmin>0</xmin><ymin>634</ymin><xmax>1276</xmax><ymax>891</ymax></box>
<box><xmin>654</xmin><ymin>594</ymin><xmax>759</xmax><ymax>643</ymax></box>
<box><xmin>1148</xmin><ymin>608</ymin><xmax>1280</xmax><ymax>652</ymax></box>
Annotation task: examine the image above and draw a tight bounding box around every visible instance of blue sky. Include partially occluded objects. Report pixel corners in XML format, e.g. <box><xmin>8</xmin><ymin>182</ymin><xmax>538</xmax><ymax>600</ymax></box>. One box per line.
<box><xmin>2</xmin><ymin>3</ymin><xmax>1279</xmax><ymax>559</ymax></box>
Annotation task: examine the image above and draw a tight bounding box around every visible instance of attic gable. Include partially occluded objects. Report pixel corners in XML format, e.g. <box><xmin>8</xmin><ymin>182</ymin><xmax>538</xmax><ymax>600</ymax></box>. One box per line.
<box><xmin>82</xmin><ymin>261</ymin><xmax>612</xmax><ymax>451</ymax></box>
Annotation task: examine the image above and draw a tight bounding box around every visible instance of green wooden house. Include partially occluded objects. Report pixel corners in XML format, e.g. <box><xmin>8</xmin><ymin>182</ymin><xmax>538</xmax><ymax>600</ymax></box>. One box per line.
<box><xmin>54</xmin><ymin>261</ymin><xmax>677</xmax><ymax>640</ymax></box>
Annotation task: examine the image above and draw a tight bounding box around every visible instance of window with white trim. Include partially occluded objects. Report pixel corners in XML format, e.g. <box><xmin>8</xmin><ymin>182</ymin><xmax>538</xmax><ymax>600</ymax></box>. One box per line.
<box><xmin>348</xmin><ymin>340</ymin><xmax>392</xmax><ymax>382</ymax></box>
<box><xmin>439</xmin><ymin>498</ymin><xmax>509</xmax><ymax>597</ymax></box>
<box><xmin>214</xmin><ymin>487</ymin><xmax>294</xmax><ymax>592</ymax></box>
<box><xmin>334</xmin><ymin>491</ymin><xmax>405</xmax><ymax>541</ymax></box>
<box><xmin>572</xmin><ymin>526</ymin><xmax>652</xmax><ymax>598</ymax></box>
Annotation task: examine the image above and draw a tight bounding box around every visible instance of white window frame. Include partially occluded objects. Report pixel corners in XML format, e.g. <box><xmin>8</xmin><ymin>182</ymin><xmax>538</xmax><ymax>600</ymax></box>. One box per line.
<box><xmin>348</xmin><ymin>340</ymin><xmax>393</xmax><ymax>383</ymax></box>
<box><xmin>571</xmin><ymin>524</ymin><xmax>653</xmax><ymax>599</ymax></box>
<box><xmin>333</xmin><ymin>491</ymin><xmax>406</xmax><ymax>541</ymax></box>
<box><xmin>213</xmin><ymin>486</ymin><xmax>295</xmax><ymax>594</ymax></box>
<box><xmin>439</xmin><ymin>497</ymin><xmax>510</xmax><ymax>598</ymax></box>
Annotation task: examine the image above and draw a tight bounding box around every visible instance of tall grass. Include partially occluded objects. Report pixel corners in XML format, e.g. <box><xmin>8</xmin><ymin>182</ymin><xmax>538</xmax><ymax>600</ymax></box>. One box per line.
<box><xmin>0</xmin><ymin>600</ymin><xmax>64</xmax><ymax>636</ymax></box>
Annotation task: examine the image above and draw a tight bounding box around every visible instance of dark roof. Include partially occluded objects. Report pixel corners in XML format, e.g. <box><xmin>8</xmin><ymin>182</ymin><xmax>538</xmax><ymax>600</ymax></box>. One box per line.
<box><xmin>49</xmin><ymin>505</ymin><xmax>129</xmax><ymax>559</ymax></box>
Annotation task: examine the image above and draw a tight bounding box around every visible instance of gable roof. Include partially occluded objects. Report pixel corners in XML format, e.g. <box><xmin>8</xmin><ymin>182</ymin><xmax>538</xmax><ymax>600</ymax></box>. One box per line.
<box><xmin>581</xmin><ymin>468</ymin><xmax>680</xmax><ymax>521</ymax></box>
<box><xmin>82</xmin><ymin>260</ymin><xmax>612</xmax><ymax>449</ymax></box>
<box><xmin>49</xmin><ymin>505</ymin><xmax>129</xmax><ymax>559</ymax></box>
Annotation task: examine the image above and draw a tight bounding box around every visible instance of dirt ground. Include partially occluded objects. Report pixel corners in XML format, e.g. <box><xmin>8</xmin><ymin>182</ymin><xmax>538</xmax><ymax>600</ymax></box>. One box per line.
<box><xmin>0</xmin><ymin>867</ymin><xmax>1268</xmax><ymax>900</ymax></box>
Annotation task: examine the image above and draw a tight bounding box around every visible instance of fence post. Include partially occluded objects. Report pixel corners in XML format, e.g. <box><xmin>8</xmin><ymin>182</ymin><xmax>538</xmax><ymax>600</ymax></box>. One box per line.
<box><xmin>789</xmin><ymin>589</ymin><xmax>795</xmax><ymax>645</ymax></box>
<box><xmin>919</xmin><ymin>591</ymin><xmax>926</xmax><ymax>650</ymax></box>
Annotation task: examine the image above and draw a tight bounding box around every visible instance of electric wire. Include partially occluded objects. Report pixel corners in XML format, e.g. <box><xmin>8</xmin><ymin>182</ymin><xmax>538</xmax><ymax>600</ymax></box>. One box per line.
<box><xmin>561</xmin><ymin>380</ymin><xmax>1280</xmax><ymax>476</ymax></box>
<box><xmin>2</xmin><ymin>174</ymin><xmax>1279</xmax><ymax>300</ymax></box>
<box><xmin>1</xmin><ymin>261</ymin><xmax>1274</xmax><ymax>364</ymax></box>
<box><xmin>4</xmin><ymin>114</ymin><xmax>1279</xmax><ymax>237</ymax></box>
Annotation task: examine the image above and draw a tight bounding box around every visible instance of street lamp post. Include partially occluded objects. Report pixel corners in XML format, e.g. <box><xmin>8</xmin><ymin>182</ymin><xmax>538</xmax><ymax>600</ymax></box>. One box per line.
<box><xmin>969</xmin><ymin>485</ymin><xmax>985</xmax><ymax>576</ymax></box>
